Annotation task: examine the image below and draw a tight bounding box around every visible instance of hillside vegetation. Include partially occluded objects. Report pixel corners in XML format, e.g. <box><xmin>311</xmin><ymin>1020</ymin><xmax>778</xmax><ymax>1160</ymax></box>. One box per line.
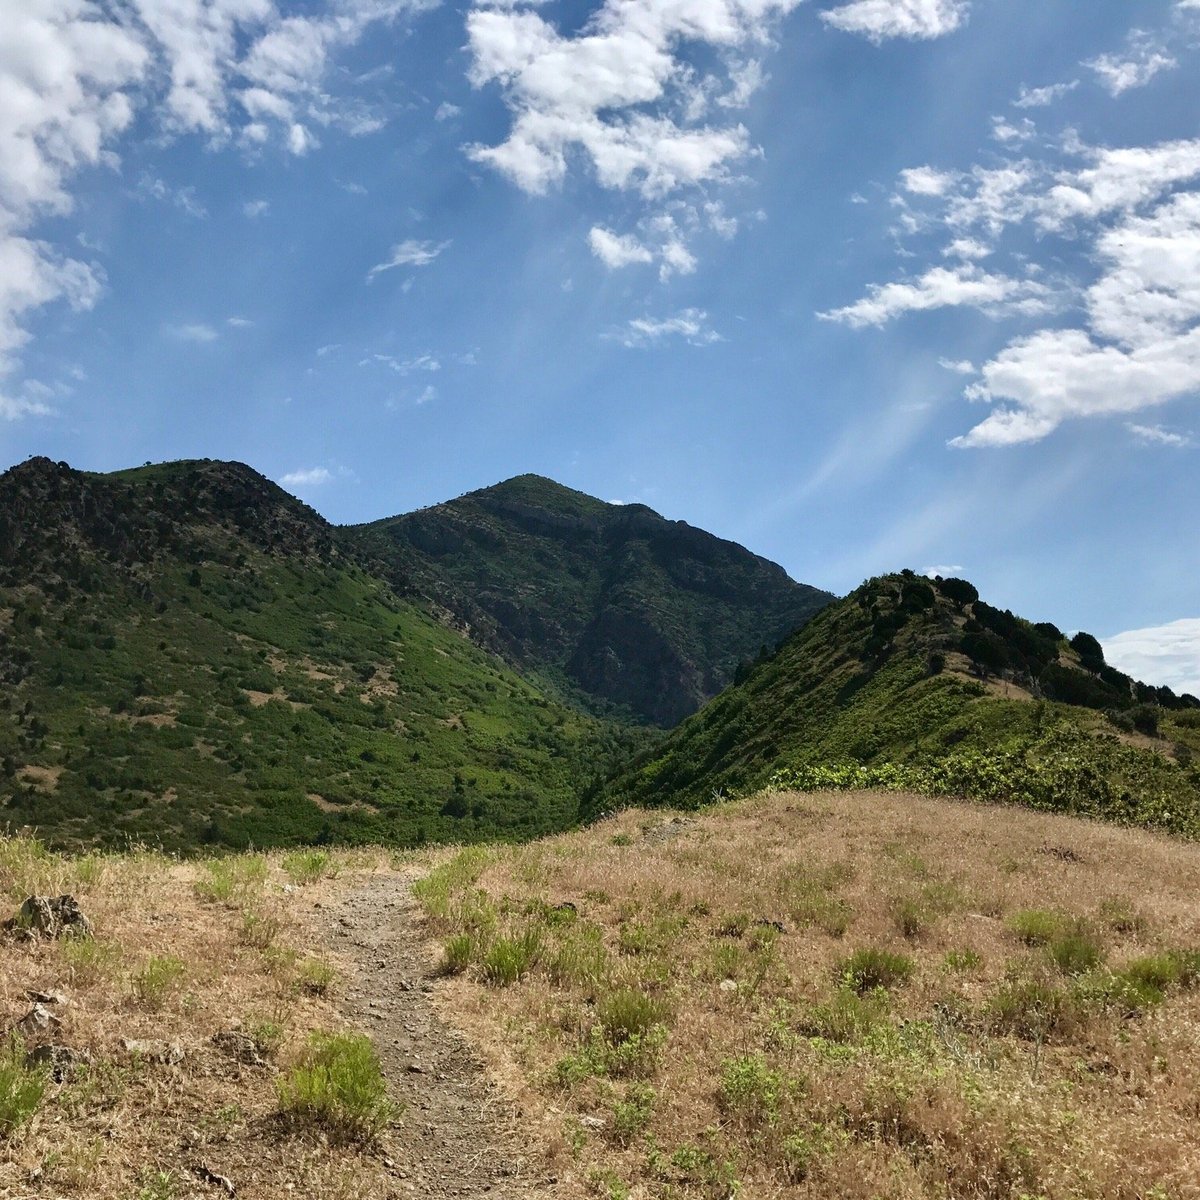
<box><xmin>347</xmin><ymin>474</ymin><xmax>832</xmax><ymax>726</ymax></box>
<box><xmin>415</xmin><ymin>790</ymin><xmax>1200</xmax><ymax>1199</ymax></box>
<box><xmin>597</xmin><ymin>574</ymin><xmax>1200</xmax><ymax>836</ymax></box>
<box><xmin>0</xmin><ymin>458</ymin><xmax>644</xmax><ymax>851</ymax></box>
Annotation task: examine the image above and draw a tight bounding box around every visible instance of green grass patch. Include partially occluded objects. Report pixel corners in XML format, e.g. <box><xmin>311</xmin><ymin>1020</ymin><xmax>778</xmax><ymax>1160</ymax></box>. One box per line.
<box><xmin>277</xmin><ymin>1032</ymin><xmax>398</xmax><ymax>1141</ymax></box>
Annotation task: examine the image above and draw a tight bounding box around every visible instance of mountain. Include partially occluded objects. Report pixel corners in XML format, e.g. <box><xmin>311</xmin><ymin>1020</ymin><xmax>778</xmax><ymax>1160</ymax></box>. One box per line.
<box><xmin>0</xmin><ymin>458</ymin><xmax>644</xmax><ymax>852</ymax></box>
<box><xmin>344</xmin><ymin>474</ymin><xmax>832</xmax><ymax>726</ymax></box>
<box><xmin>594</xmin><ymin>572</ymin><xmax>1200</xmax><ymax>835</ymax></box>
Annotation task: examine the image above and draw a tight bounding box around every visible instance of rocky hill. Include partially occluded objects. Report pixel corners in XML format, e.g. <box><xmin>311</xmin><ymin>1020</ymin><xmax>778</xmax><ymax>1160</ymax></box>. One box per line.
<box><xmin>345</xmin><ymin>474</ymin><xmax>832</xmax><ymax>726</ymax></box>
<box><xmin>595</xmin><ymin>572</ymin><xmax>1200</xmax><ymax>833</ymax></box>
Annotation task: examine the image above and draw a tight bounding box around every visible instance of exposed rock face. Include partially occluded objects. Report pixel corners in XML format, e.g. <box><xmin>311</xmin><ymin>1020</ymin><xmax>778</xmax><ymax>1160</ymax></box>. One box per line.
<box><xmin>4</xmin><ymin>895</ymin><xmax>92</xmax><ymax>940</ymax></box>
<box><xmin>348</xmin><ymin>474</ymin><xmax>833</xmax><ymax>726</ymax></box>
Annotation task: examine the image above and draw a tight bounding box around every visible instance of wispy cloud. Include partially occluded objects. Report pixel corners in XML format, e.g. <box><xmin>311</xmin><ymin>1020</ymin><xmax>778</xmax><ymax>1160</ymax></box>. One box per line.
<box><xmin>366</xmin><ymin>239</ymin><xmax>452</xmax><ymax>281</ymax></box>
<box><xmin>1013</xmin><ymin>80</ymin><xmax>1078</xmax><ymax>109</ymax></box>
<box><xmin>243</xmin><ymin>199</ymin><xmax>270</xmax><ymax>218</ymax></box>
<box><xmin>612</xmin><ymin>309</ymin><xmax>722</xmax><ymax>349</ymax></box>
<box><xmin>165</xmin><ymin>322</ymin><xmax>219</xmax><ymax>343</ymax></box>
<box><xmin>280</xmin><ymin>467</ymin><xmax>334</xmax><ymax>488</ymax></box>
<box><xmin>1087</xmin><ymin>31</ymin><xmax>1177</xmax><ymax>96</ymax></box>
<box><xmin>1128</xmin><ymin>423</ymin><xmax>1194</xmax><ymax>448</ymax></box>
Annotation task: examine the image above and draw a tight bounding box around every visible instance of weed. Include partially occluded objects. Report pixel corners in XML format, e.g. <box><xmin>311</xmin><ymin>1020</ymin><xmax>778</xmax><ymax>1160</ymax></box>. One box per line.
<box><xmin>547</xmin><ymin>926</ymin><xmax>609</xmax><ymax>988</ymax></box>
<box><xmin>134</xmin><ymin>1169</ymin><xmax>178</xmax><ymax>1200</ymax></box>
<box><xmin>716</xmin><ymin>912</ymin><xmax>752</xmax><ymax>938</ymax></box>
<box><xmin>281</xmin><ymin>849</ymin><xmax>337</xmax><ymax>886</ymax></box>
<box><xmin>412</xmin><ymin>848</ymin><xmax>493</xmax><ymax>923</ymax></box>
<box><xmin>240</xmin><ymin>907</ymin><xmax>281</xmax><ymax>950</ymax></box>
<box><xmin>797</xmin><ymin>987</ymin><xmax>887</xmax><ymax>1043</ymax></box>
<box><xmin>132</xmin><ymin>955</ymin><xmax>186</xmax><ymax>1009</ymax></box>
<box><xmin>0</xmin><ymin>1035</ymin><xmax>47</xmax><ymax>1138</ymax></box>
<box><xmin>989</xmin><ymin>978</ymin><xmax>1072</xmax><ymax>1039</ymax></box>
<box><xmin>480</xmin><ymin>929</ymin><xmax>542</xmax><ymax>986</ymax></box>
<box><xmin>943</xmin><ymin>947</ymin><xmax>982</xmax><ymax>972</ymax></box>
<box><xmin>1096</xmin><ymin>896</ymin><xmax>1147</xmax><ymax>935</ymax></box>
<box><xmin>890</xmin><ymin>896</ymin><xmax>928</xmax><ymax>939</ymax></box>
<box><xmin>60</xmin><ymin>934</ymin><xmax>122</xmax><ymax>984</ymax></box>
<box><xmin>838</xmin><ymin>947</ymin><xmax>914</xmax><ymax>994</ymax></box>
<box><xmin>277</xmin><ymin>1032</ymin><xmax>398</xmax><ymax>1141</ymax></box>
<box><xmin>296</xmin><ymin>957</ymin><xmax>337</xmax><ymax>995</ymax></box>
<box><xmin>440</xmin><ymin>933</ymin><xmax>480</xmax><ymax>976</ymax></box>
<box><xmin>598</xmin><ymin>988</ymin><xmax>667</xmax><ymax>1045</ymax></box>
<box><xmin>1007</xmin><ymin>909</ymin><xmax>1067</xmax><ymax>946</ymax></box>
<box><xmin>720</xmin><ymin>1053</ymin><xmax>794</xmax><ymax>1128</ymax></box>
<box><xmin>194</xmin><ymin>855</ymin><xmax>267</xmax><ymax>905</ymax></box>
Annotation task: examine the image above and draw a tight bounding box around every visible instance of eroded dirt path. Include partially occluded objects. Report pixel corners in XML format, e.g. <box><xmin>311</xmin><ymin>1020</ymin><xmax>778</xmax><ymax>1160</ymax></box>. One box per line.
<box><xmin>317</xmin><ymin>872</ymin><xmax>558</xmax><ymax>1199</ymax></box>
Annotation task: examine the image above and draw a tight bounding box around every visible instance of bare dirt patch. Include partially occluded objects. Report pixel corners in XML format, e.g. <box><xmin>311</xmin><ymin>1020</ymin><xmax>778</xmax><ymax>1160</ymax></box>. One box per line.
<box><xmin>314</xmin><ymin>872</ymin><xmax>565</xmax><ymax>1199</ymax></box>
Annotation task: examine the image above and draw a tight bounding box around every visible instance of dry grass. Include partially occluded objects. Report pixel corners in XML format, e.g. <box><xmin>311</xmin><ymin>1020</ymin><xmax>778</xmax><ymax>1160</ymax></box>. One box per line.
<box><xmin>0</xmin><ymin>837</ymin><xmax>398</xmax><ymax>1199</ymax></box>
<box><xmin>417</xmin><ymin>790</ymin><xmax>1200</xmax><ymax>1200</ymax></box>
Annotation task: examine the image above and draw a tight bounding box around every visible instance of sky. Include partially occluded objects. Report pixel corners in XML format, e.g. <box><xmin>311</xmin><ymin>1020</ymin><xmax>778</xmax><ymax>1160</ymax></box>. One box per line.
<box><xmin>1</xmin><ymin>0</ymin><xmax>1198</xmax><ymax>696</ymax></box>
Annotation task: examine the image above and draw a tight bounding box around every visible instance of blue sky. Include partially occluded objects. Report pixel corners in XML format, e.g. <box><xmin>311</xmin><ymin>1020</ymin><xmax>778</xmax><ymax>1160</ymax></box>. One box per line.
<box><xmin>2</xmin><ymin>0</ymin><xmax>1199</xmax><ymax>694</ymax></box>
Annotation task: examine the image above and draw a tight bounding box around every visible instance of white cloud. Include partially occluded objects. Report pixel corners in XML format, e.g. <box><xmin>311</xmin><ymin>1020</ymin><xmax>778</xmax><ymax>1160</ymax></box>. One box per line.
<box><xmin>956</xmin><ymin>191</ymin><xmax>1200</xmax><ymax>447</ymax></box>
<box><xmin>242</xmin><ymin>198</ymin><xmax>270</xmax><ymax>217</ymax></box>
<box><xmin>226</xmin><ymin>315</ymin><xmax>253</xmax><ymax>327</ymax></box>
<box><xmin>820</xmin><ymin>265</ymin><xmax>1054</xmax><ymax>329</ymax></box>
<box><xmin>924</xmin><ymin>563</ymin><xmax>965</xmax><ymax>578</ymax></box>
<box><xmin>0</xmin><ymin>0</ymin><xmax>424</xmax><ymax>418</ymax></box>
<box><xmin>366</xmin><ymin>238</ymin><xmax>452</xmax><ymax>279</ymax></box>
<box><xmin>613</xmin><ymin>308</ymin><xmax>722</xmax><ymax>348</ymax></box>
<box><xmin>1013</xmin><ymin>80</ymin><xmax>1078</xmax><ymax>109</ymax></box>
<box><xmin>371</xmin><ymin>352</ymin><xmax>441</xmax><ymax>373</ymax></box>
<box><xmin>166</xmin><ymin>321</ymin><xmax>219</xmax><ymax>342</ymax></box>
<box><xmin>821</xmin><ymin>0</ymin><xmax>968</xmax><ymax>42</ymax></box>
<box><xmin>1087</xmin><ymin>32</ymin><xmax>1177</xmax><ymax>97</ymax></box>
<box><xmin>1103</xmin><ymin>619</ymin><xmax>1200</xmax><ymax>699</ymax></box>
<box><xmin>938</xmin><ymin>358</ymin><xmax>975</xmax><ymax>374</ymax></box>
<box><xmin>943</xmin><ymin>237</ymin><xmax>990</xmax><ymax>260</ymax></box>
<box><xmin>991</xmin><ymin>116</ymin><xmax>1034</xmax><ymax>146</ymax></box>
<box><xmin>465</xmin><ymin>0</ymin><xmax>800</xmax><ymax>271</ymax></box>
<box><xmin>280</xmin><ymin>466</ymin><xmax>334</xmax><ymax>488</ymax></box>
<box><xmin>900</xmin><ymin>165</ymin><xmax>957</xmax><ymax>197</ymax></box>
<box><xmin>1128</xmin><ymin>423</ymin><xmax>1193</xmax><ymax>447</ymax></box>
<box><xmin>588</xmin><ymin>227</ymin><xmax>654</xmax><ymax>269</ymax></box>
<box><xmin>434</xmin><ymin>102</ymin><xmax>461</xmax><ymax>121</ymax></box>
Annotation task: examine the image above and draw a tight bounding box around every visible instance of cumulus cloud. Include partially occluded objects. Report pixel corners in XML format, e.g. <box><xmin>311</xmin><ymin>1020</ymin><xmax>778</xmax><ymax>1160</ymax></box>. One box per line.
<box><xmin>612</xmin><ymin>308</ymin><xmax>722</xmax><ymax>348</ymax></box>
<box><xmin>1087</xmin><ymin>31</ymin><xmax>1177</xmax><ymax>97</ymax></box>
<box><xmin>955</xmin><ymin>191</ymin><xmax>1200</xmax><ymax>447</ymax></box>
<box><xmin>465</xmin><ymin>0</ymin><xmax>800</xmax><ymax>270</ymax></box>
<box><xmin>280</xmin><ymin>466</ymin><xmax>334</xmax><ymax>488</ymax></box>
<box><xmin>819</xmin><ymin>265</ymin><xmax>1055</xmax><ymax>329</ymax></box>
<box><xmin>366</xmin><ymin>238</ymin><xmax>452</xmax><ymax>279</ymax></box>
<box><xmin>821</xmin><ymin>0</ymin><xmax>969</xmax><ymax>42</ymax></box>
<box><xmin>589</xmin><ymin>227</ymin><xmax>654</xmax><ymax>269</ymax></box>
<box><xmin>1103</xmin><ymin>619</ymin><xmax>1200</xmax><ymax>699</ymax></box>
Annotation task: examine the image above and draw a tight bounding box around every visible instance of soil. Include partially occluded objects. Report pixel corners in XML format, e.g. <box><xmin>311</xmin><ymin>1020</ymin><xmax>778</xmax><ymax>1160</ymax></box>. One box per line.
<box><xmin>317</xmin><ymin>873</ymin><xmax>560</xmax><ymax>1199</ymax></box>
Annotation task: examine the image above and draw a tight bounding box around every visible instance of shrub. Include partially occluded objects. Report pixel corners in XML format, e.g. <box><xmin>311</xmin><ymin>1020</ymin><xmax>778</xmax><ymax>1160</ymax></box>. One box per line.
<box><xmin>60</xmin><ymin>935</ymin><xmax>122</xmax><ymax>984</ymax></box>
<box><xmin>890</xmin><ymin>897</ymin><xmax>928</xmax><ymax>940</ymax></box>
<box><xmin>240</xmin><ymin>907</ymin><xmax>281</xmax><ymax>950</ymax></box>
<box><xmin>0</xmin><ymin>1036</ymin><xmax>47</xmax><ymax>1138</ymax></box>
<box><xmin>277</xmin><ymin>1032</ymin><xmax>397</xmax><ymax>1141</ymax></box>
<box><xmin>796</xmin><ymin>988</ymin><xmax>887</xmax><ymax>1043</ymax></box>
<box><xmin>1048</xmin><ymin>930</ymin><xmax>1104</xmax><ymax>976</ymax></box>
<box><xmin>480</xmin><ymin>929</ymin><xmax>541</xmax><ymax>987</ymax></box>
<box><xmin>611</xmin><ymin>1083</ymin><xmax>655</xmax><ymax>1145</ymax></box>
<box><xmin>132</xmin><ymin>955</ymin><xmax>186</xmax><ymax>1009</ymax></box>
<box><xmin>719</xmin><ymin>1054</ymin><xmax>791</xmax><ymax>1128</ymax></box>
<box><xmin>837</xmin><ymin>948</ymin><xmax>914</xmax><ymax>994</ymax></box>
<box><xmin>1096</xmin><ymin>897</ymin><xmax>1147</xmax><ymax>935</ymax></box>
<box><xmin>989</xmin><ymin>979</ymin><xmax>1072</xmax><ymax>1039</ymax></box>
<box><xmin>194</xmin><ymin>855</ymin><xmax>267</xmax><ymax>905</ymax></box>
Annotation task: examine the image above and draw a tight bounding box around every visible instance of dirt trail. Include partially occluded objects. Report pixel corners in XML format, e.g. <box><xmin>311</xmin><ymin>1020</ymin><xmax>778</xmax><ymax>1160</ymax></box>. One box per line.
<box><xmin>318</xmin><ymin>873</ymin><xmax>558</xmax><ymax>1199</ymax></box>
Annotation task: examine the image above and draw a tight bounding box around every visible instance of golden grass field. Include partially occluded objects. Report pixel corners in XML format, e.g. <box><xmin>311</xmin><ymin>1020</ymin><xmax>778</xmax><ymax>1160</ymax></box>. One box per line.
<box><xmin>417</xmin><ymin>790</ymin><xmax>1200</xmax><ymax>1199</ymax></box>
<box><xmin>4</xmin><ymin>789</ymin><xmax>1200</xmax><ymax>1200</ymax></box>
<box><xmin>0</xmin><ymin>841</ymin><xmax>398</xmax><ymax>1200</ymax></box>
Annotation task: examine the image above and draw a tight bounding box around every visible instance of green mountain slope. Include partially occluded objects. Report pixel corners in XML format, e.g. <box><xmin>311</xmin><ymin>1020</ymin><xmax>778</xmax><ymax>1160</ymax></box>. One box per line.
<box><xmin>0</xmin><ymin>458</ymin><xmax>644</xmax><ymax>852</ymax></box>
<box><xmin>595</xmin><ymin>572</ymin><xmax>1200</xmax><ymax>835</ymax></box>
<box><xmin>345</xmin><ymin>474</ymin><xmax>832</xmax><ymax>726</ymax></box>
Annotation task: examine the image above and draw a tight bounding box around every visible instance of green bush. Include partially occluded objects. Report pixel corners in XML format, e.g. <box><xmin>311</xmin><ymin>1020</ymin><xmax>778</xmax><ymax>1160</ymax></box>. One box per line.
<box><xmin>796</xmin><ymin>987</ymin><xmax>887</xmax><ymax>1043</ymax></box>
<box><xmin>1048</xmin><ymin>930</ymin><xmax>1104</xmax><ymax>976</ymax></box>
<box><xmin>276</xmin><ymin>1032</ymin><xmax>397</xmax><ymax>1141</ymax></box>
<box><xmin>611</xmin><ymin>1083</ymin><xmax>655</xmax><ymax>1145</ymax></box>
<box><xmin>0</xmin><ymin>1036</ymin><xmax>47</xmax><ymax>1138</ymax></box>
<box><xmin>989</xmin><ymin>979</ymin><xmax>1072</xmax><ymax>1039</ymax></box>
<box><xmin>943</xmin><ymin>947</ymin><xmax>982</xmax><ymax>972</ymax></box>
<box><xmin>719</xmin><ymin>1053</ymin><xmax>791</xmax><ymax>1128</ymax></box>
<box><xmin>837</xmin><ymin>948</ymin><xmax>914</xmax><ymax>994</ymax></box>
